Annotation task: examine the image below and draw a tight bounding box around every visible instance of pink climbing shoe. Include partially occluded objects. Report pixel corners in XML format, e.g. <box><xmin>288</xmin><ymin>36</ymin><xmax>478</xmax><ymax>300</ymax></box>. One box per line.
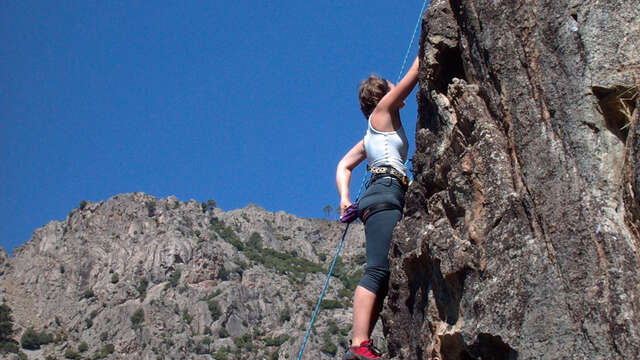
<box><xmin>343</xmin><ymin>340</ymin><xmax>383</xmax><ymax>359</ymax></box>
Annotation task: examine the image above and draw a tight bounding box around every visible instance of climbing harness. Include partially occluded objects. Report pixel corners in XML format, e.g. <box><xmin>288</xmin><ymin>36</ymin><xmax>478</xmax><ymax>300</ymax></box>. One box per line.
<box><xmin>359</xmin><ymin>202</ymin><xmax>403</xmax><ymax>224</ymax></box>
<box><xmin>368</xmin><ymin>165</ymin><xmax>409</xmax><ymax>190</ymax></box>
<box><xmin>296</xmin><ymin>1</ymin><xmax>429</xmax><ymax>358</ymax></box>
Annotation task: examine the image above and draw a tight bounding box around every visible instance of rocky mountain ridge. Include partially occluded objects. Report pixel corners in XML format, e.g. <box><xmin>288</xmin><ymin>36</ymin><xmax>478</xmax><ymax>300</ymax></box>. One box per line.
<box><xmin>0</xmin><ymin>192</ymin><xmax>374</xmax><ymax>359</ymax></box>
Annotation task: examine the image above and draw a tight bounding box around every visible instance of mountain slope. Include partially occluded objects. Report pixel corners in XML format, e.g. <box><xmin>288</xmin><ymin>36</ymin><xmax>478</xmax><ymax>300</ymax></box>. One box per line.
<box><xmin>0</xmin><ymin>192</ymin><xmax>373</xmax><ymax>359</ymax></box>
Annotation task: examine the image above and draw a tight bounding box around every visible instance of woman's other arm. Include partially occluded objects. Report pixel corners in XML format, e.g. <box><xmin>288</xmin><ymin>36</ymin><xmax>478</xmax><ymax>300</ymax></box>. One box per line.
<box><xmin>336</xmin><ymin>140</ymin><xmax>366</xmax><ymax>216</ymax></box>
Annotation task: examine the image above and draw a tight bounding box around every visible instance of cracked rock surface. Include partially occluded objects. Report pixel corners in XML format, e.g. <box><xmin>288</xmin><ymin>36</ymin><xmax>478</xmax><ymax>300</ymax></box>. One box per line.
<box><xmin>383</xmin><ymin>0</ymin><xmax>640</xmax><ymax>359</ymax></box>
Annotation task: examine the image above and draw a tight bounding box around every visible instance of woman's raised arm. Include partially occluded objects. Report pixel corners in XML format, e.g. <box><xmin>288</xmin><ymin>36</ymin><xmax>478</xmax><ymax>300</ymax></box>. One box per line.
<box><xmin>370</xmin><ymin>57</ymin><xmax>419</xmax><ymax>132</ymax></box>
<box><xmin>377</xmin><ymin>56</ymin><xmax>419</xmax><ymax>111</ymax></box>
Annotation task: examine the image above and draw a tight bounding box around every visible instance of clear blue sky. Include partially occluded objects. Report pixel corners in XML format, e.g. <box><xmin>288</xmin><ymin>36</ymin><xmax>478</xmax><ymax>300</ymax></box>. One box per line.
<box><xmin>1</xmin><ymin>1</ymin><xmax>425</xmax><ymax>255</ymax></box>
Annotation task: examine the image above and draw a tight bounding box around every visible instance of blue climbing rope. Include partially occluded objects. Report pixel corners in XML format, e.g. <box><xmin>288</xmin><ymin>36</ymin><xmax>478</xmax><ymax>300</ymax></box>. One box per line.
<box><xmin>296</xmin><ymin>1</ymin><xmax>428</xmax><ymax>358</ymax></box>
<box><xmin>296</xmin><ymin>221</ymin><xmax>352</xmax><ymax>360</ymax></box>
<box><xmin>397</xmin><ymin>0</ymin><xmax>428</xmax><ymax>182</ymax></box>
<box><xmin>295</xmin><ymin>172</ymin><xmax>368</xmax><ymax>360</ymax></box>
<box><xmin>396</xmin><ymin>0</ymin><xmax>429</xmax><ymax>84</ymax></box>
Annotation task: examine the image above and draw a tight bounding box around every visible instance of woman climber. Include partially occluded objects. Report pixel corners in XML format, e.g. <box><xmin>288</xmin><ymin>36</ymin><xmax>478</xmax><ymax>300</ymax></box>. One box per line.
<box><xmin>336</xmin><ymin>56</ymin><xmax>419</xmax><ymax>360</ymax></box>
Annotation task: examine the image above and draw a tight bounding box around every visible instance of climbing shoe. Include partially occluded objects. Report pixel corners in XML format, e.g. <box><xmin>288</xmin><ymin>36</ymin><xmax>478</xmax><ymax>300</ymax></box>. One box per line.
<box><xmin>343</xmin><ymin>340</ymin><xmax>383</xmax><ymax>359</ymax></box>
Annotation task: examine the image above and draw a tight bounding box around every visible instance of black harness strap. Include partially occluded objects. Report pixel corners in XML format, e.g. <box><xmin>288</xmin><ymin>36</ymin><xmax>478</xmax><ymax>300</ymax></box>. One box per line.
<box><xmin>359</xmin><ymin>202</ymin><xmax>403</xmax><ymax>224</ymax></box>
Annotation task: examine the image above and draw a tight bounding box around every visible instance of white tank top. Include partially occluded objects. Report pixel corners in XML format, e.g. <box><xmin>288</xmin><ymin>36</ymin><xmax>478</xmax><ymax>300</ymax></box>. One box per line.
<box><xmin>363</xmin><ymin>117</ymin><xmax>409</xmax><ymax>176</ymax></box>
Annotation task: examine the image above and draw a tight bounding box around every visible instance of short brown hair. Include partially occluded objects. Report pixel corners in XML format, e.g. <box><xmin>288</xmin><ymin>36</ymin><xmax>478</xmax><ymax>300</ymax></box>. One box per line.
<box><xmin>358</xmin><ymin>75</ymin><xmax>390</xmax><ymax>119</ymax></box>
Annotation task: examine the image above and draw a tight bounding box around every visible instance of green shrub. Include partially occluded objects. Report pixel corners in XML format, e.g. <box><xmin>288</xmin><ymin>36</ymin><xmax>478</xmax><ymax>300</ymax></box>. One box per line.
<box><xmin>64</xmin><ymin>348</ymin><xmax>81</xmax><ymax>359</ymax></box>
<box><xmin>145</xmin><ymin>201</ymin><xmax>156</xmax><ymax>217</ymax></box>
<box><xmin>85</xmin><ymin>318</ymin><xmax>93</xmax><ymax>329</ymax></box>
<box><xmin>82</xmin><ymin>289</ymin><xmax>96</xmax><ymax>299</ymax></box>
<box><xmin>327</xmin><ymin>321</ymin><xmax>350</xmax><ymax>337</ymax></box>
<box><xmin>0</xmin><ymin>304</ymin><xmax>12</xmax><ymax>332</ymax></box>
<box><xmin>0</xmin><ymin>304</ymin><xmax>15</xmax><ymax>342</ymax></box>
<box><xmin>236</xmin><ymin>260</ymin><xmax>249</xmax><ymax>271</ymax></box>
<box><xmin>320</xmin><ymin>299</ymin><xmax>343</xmax><ymax>310</ymax></box>
<box><xmin>279</xmin><ymin>306</ymin><xmax>291</xmax><ymax>324</ymax></box>
<box><xmin>218</xmin><ymin>327</ymin><xmax>229</xmax><ymax>338</ymax></box>
<box><xmin>247</xmin><ymin>232</ymin><xmax>263</xmax><ymax>249</ymax></box>
<box><xmin>193</xmin><ymin>336</ymin><xmax>213</xmax><ymax>354</ymax></box>
<box><xmin>214</xmin><ymin>220</ymin><xmax>325</xmax><ymax>283</ymax></box>
<box><xmin>338</xmin><ymin>287</ymin><xmax>353</xmax><ymax>299</ymax></box>
<box><xmin>130</xmin><ymin>308</ymin><xmax>144</xmax><ymax>329</ymax></box>
<box><xmin>182</xmin><ymin>310</ymin><xmax>193</xmax><ymax>324</ymax></box>
<box><xmin>78</xmin><ymin>341</ymin><xmax>88</xmax><ymax>353</ymax></box>
<box><xmin>264</xmin><ymin>335</ymin><xmax>289</xmax><ymax>346</ymax></box>
<box><xmin>320</xmin><ymin>341</ymin><xmax>337</xmax><ymax>356</ymax></box>
<box><xmin>342</xmin><ymin>269</ymin><xmax>364</xmax><ymax>291</ymax></box>
<box><xmin>137</xmin><ymin>279</ymin><xmax>148</xmax><ymax>299</ymax></box>
<box><xmin>20</xmin><ymin>327</ymin><xmax>52</xmax><ymax>350</ymax></box>
<box><xmin>54</xmin><ymin>333</ymin><xmax>67</xmax><ymax>344</ymax></box>
<box><xmin>208</xmin><ymin>300</ymin><xmax>222</xmax><ymax>321</ymax></box>
<box><xmin>333</xmin><ymin>258</ymin><xmax>363</xmax><ymax>291</ymax></box>
<box><xmin>328</xmin><ymin>321</ymin><xmax>339</xmax><ymax>333</ymax></box>
<box><xmin>110</xmin><ymin>273</ymin><xmax>119</xmax><ymax>284</ymax></box>
<box><xmin>210</xmin><ymin>218</ymin><xmax>243</xmax><ymax>249</ymax></box>
<box><xmin>229</xmin><ymin>237</ymin><xmax>244</xmax><ymax>250</ymax></box>
<box><xmin>0</xmin><ymin>340</ymin><xmax>19</xmax><ymax>354</ymax></box>
<box><xmin>169</xmin><ymin>269</ymin><xmax>181</xmax><ymax>288</ymax></box>
<box><xmin>218</xmin><ymin>267</ymin><xmax>229</xmax><ymax>281</ymax></box>
<box><xmin>213</xmin><ymin>346</ymin><xmax>229</xmax><ymax>360</ymax></box>
<box><xmin>233</xmin><ymin>334</ymin><xmax>254</xmax><ymax>351</ymax></box>
<box><xmin>201</xmin><ymin>199</ymin><xmax>217</xmax><ymax>212</ymax></box>
<box><xmin>243</xmin><ymin>247</ymin><xmax>323</xmax><ymax>282</ymax></box>
<box><xmin>320</xmin><ymin>332</ymin><xmax>337</xmax><ymax>356</ymax></box>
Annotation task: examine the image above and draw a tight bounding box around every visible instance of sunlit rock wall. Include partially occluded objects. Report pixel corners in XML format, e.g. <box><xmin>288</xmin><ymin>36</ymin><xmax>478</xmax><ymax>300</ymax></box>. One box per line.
<box><xmin>384</xmin><ymin>0</ymin><xmax>640</xmax><ymax>358</ymax></box>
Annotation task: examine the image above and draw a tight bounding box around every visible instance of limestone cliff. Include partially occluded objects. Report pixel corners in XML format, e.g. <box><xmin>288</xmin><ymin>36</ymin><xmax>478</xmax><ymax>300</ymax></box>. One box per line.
<box><xmin>383</xmin><ymin>0</ymin><xmax>640</xmax><ymax>359</ymax></box>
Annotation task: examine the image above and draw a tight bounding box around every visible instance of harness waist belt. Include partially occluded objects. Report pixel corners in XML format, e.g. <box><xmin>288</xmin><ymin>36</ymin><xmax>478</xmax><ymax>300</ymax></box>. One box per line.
<box><xmin>359</xmin><ymin>202</ymin><xmax>403</xmax><ymax>224</ymax></box>
<box><xmin>367</xmin><ymin>165</ymin><xmax>409</xmax><ymax>189</ymax></box>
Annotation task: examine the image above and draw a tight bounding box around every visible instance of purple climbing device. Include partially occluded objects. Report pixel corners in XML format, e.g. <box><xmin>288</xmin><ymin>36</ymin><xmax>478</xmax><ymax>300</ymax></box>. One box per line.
<box><xmin>340</xmin><ymin>203</ymin><xmax>359</xmax><ymax>223</ymax></box>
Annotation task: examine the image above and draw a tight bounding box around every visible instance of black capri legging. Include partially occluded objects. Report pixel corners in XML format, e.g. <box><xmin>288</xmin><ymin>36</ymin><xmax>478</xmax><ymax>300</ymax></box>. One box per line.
<box><xmin>356</xmin><ymin>176</ymin><xmax>405</xmax><ymax>296</ymax></box>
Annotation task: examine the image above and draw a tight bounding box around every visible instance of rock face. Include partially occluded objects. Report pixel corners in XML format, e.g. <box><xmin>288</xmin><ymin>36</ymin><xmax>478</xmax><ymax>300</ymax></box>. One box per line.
<box><xmin>0</xmin><ymin>248</ymin><xmax>8</xmax><ymax>277</ymax></box>
<box><xmin>384</xmin><ymin>0</ymin><xmax>640</xmax><ymax>359</ymax></box>
<box><xmin>0</xmin><ymin>193</ymin><xmax>373</xmax><ymax>359</ymax></box>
